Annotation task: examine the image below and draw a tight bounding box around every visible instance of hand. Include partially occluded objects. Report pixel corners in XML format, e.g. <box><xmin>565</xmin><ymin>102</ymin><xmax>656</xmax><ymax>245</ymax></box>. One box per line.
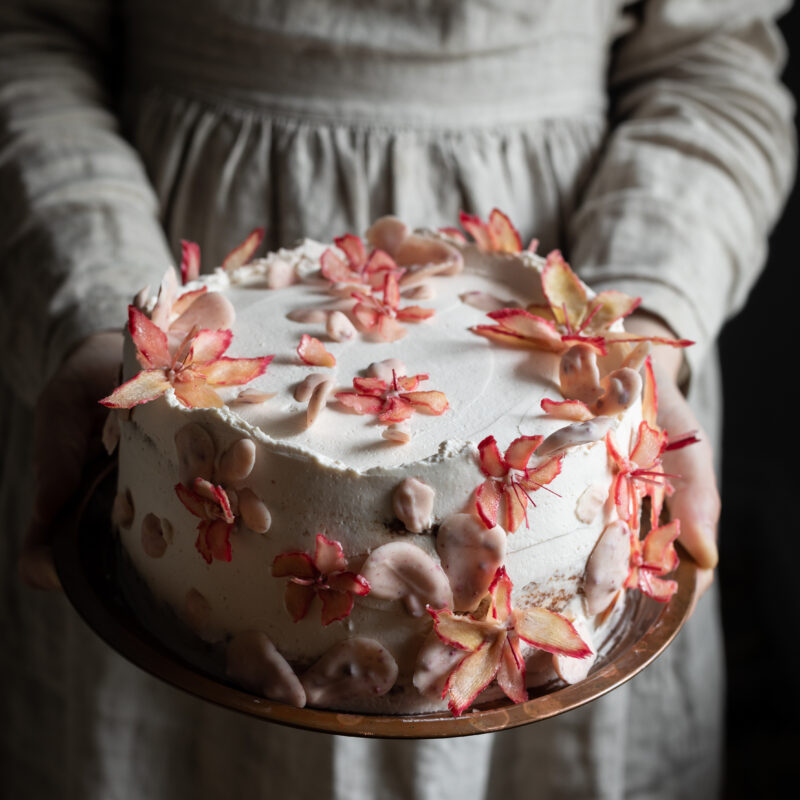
<box><xmin>19</xmin><ymin>331</ymin><xmax>124</xmax><ymax>590</ymax></box>
<box><xmin>626</xmin><ymin>314</ymin><xmax>720</xmax><ymax>587</ymax></box>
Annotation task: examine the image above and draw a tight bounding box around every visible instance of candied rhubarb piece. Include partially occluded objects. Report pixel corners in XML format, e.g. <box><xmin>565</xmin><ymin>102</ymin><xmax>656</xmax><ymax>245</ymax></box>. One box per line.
<box><xmin>223</xmin><ymin>227</ymin><xmax>264</xmax><ymax>272</ymax></box>
<box><xmin>297</xmin><ymin>334</ymin><xmax>336</xmax><ymax>367</ymax></box>
<box><xmin>180</xmin><ymin>240</ymin><xmax>201</xmax><ymax>284</ymax></box>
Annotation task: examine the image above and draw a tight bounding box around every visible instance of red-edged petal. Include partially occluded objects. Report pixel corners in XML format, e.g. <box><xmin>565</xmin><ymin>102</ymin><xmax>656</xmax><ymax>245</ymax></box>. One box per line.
<box><xmin>504</xmin><ymin>483</ymin><xmax>529</xmax><ymax>533</ymax></box>
<box><xmin>352</xmin><ymin>301</ymin><xmax>381</xmax><ymax>330</ymax></box>
<box><xmin>439</xmin><ymin>226</ymin><xmax>467</xmax><ymax>242</ymax></box>
<box><xmin>515</xmin><ymin>608</ymin><xmax>593</xmax><ymax>657</ymax></box>
<box><xmin>444</xmin><ymin>635</ymin><xmax>504</xmax><ymax>716</ymax></box>
<box><xmin>402</xmin><ymin>390</ymin><xmax>449</xmax><ymax>415</ymax></box>
<box><xmin>285</xmin><ymin>582</ymin><xmax>316</xmax><ymax>622</ymax></box>
<box><xmin>394</xmin><ymin>374</ymin><xmax>424</xmax><ymax>392</ymax></box>
<box><xmin>428</xmin><ymin>608</ymin><xmax>494</xmax><ymax>651</ymax></box>
<box><xmin>189</xmin><ymin>329</ymin><xmax>233</xmax><ymax>364</ymax></box>
<box><xmin>487</xmin><ymin>208</ymin><xmax>522</xmax><ymax>253</ymax></box>
<box><xmin>376</xmin><ymin>315</ymin><xmax>407</xmax><ymax>342</ymax></box>
<box><xmin>175</xmin><ymin>482</ymin><xmax>208</xmax><ymax>519</ymax></box>
<box><xmin>364</xmin><ymin>249</ymin><xmax>397</xmax><ymax>281</ymax></box>
<box><xmin>496</xmin><ymin>635</ymin><xmax>528</xmax><ymax>704</ymax></box>
<box><xmin>314</xmin><ymin>533</ymin><xmax>348</xmax><ymax>574</ymax></box>
<box><xmin>642</xmin><ymin>357</ymin><xmax>658</xmax><ymax>429</ymax></box>
<box><xmin>540</xmin><ymin>398</ymin><xmax>594</xmax><ymax>421</ymax></box>
<box><xmin>180</xmin><ymin>240</ymin><xmax>201</xmax><ymax>284</ymax></box>
<box><xmin>382</xmin><ymin>272</ymin><xmax>401</xmax><ymax>310</ymax></box>
<box><xmin>173</xmin><ymin>377</ymin><xmax>225</xmax><ymax>408</ymax></box>
<box><xmin>583</xmin><ymin>291</ymin><xmax>640</xmax><ymax>333</ymax></box>
<box><xmin>205</xmin><ymin>519</ymin><xmax>233</xmax><ymax>562</ymax></box>
<box><xmin>378</xmin><ymin>395</ymin><xmax>414</xmax><ymax>424</ymax></box>
<box><xmin>334</xmin><ymin>233</ymin><xmax>366</xmax><ymax>269</ymax></box>
<box><xmin>171</xmin><ymin>286</ymin><xmax>207</xmax><ymax>317</ymax></box>
<box><xmin>476</xmin><ymin>478</ymin><xmax>503</xmax><ymax>528</ymax></box>
<box><xmin>197</xmin><ymin>356</ymin><xmax>273</xmax><ymax>386</ymax></box>
<box><xmin>335</xmin><ymin>392</ymin><xmax>385</xmax><ymax>415</ymax></box>
<box><xmin>489</xmin><ymin>567</ymin><xmax>514</xmax><ymax>623</ymax></box>
<box><xmin>272</xmin><ymin>551</ymin><xmax>317</xmax><ymax>580</ymax></box>
<box><xmin>326</xmin><ymin>572</ymin><xmax>371</xmax><ymax>597</ymax></box>
<box><xmin>486</xmin><ymin>308</ymin><xmax>565</xmax><ymax>351</ymax></box>
<box><xmin>504</xmin><ymin>435</ymin><xmax>544</xmax><ymax>471</ymax></box>
<box><xmin>517</xmin><ymin>455</ymin><xmax>563</xmax><ymax>493</ymax></box>
<box><xmin>396</xmin><ymin>305</ymin><xmax>435</xmax><ymax>322</ymax></box>
<box><xmin>458</xmin><ymin>210</ymin><xmax>493</xmax><ymax>251</ymax></box>
<box><xmin>352</xmin><ymin>377</ymin><xmax>388</xmax><ymax>396</ymax></box>
<box><xmin>630</xmin><ymin>421</ymin><xmax>667</xmax><ymax>469</ymax></box>
<box><xmin>320</xmin><ymin>248</ymin><xmax>357</xmax><ymax>283</ymax></box>
<box><xmin>318</xmin><ymin>588</ymin><xmax>355</xmax><ymax>625</ymax></box>
<box><xmin>99</xmin><ymin>369</ymin><xmax>170</xmax><ymax>408</ymax></box>
<box><xmin>195</xmin><ymin>522</ymin><xmax>214</xmax><ymax>564</ymax></box>
<box><xmin>542</xmin><ymin>250</ymin><xmax>587</xmax><ymax>331</ymax></box>
<box><xmin>638</xmin><ymin>571</ymin><xmax>678</xmax><ymax>602</ymax></box>
<box><xmin>478</xmin><ymin>436</ymin><xmax>507</xmax><ymax>477</ymax></box>
<box><xmin>128</xmin><ymin>305</ymin><xmax>171</xmax><ymax>368</ymax></box>
<box><xmin>297</xmin><ymin>334</ymin><xmax>336</xmax><ymax>367</ymax></box>
<box><xmin>642</xmin><ymin>520</ymin><xmax>680</xmax><ymax>574</ymax></box>
<box><xmin>223</xmin><ymin>227</ymin><xmax>264</xmax><ymax>271</ymax></box>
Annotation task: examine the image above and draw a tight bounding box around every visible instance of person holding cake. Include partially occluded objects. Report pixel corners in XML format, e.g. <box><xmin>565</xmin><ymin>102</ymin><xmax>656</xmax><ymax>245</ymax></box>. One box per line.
<box><xmin>0</xmin><ymin>1</ymin><xmax>794</xmax><ymax>798</ymax></box>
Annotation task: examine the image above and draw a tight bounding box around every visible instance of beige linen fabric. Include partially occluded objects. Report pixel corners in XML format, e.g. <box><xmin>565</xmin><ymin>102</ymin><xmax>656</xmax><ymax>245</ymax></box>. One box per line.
<box><xmin>0</xmin><ymin>1</ymin><xmax>794</xmax><ymax>798</ymax></box>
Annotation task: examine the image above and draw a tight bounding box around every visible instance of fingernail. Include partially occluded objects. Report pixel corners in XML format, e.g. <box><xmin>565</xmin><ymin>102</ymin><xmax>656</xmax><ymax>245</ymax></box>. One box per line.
<box><xmin>694</xmin><ymin>527</ymin><xmax>719</xmax><ymax>570</ymax></box>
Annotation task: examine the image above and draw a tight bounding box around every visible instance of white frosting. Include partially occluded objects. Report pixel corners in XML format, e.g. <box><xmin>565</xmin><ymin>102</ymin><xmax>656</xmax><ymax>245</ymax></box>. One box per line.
<box><xmin>115</xmin><ymin>237</ymin><xmax>641</xmax><ymax>713</ymax></box>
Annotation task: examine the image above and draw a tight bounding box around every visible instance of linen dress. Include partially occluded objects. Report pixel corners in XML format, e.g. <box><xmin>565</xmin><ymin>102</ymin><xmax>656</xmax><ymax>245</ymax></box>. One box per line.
<box><xmin>0</xmin><ymin>1</ymin><xmax>794</xmax><ymax>798</ymax></box>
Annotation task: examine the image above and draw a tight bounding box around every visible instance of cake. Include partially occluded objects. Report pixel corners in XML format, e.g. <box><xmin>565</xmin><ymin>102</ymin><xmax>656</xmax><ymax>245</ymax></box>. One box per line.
<box><xmin>101</xmin><ymin>211</ymin><xmax>689</xmax><ymax>716</ymax></box>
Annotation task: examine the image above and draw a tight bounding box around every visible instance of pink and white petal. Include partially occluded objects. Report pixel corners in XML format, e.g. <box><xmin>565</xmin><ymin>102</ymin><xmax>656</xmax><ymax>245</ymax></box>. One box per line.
<box><xmin>364</xmin><ymin>248</ymin><xmax>398</xmax><ymax>279</ymax></box>
<box><xmin>504</xmin><ymin>484</ymin><xmax>529</xmax><ymax>533</ymax></box>
<box><xmin>487</xmin><ymin>208</ymin><xmax>522</xmax><ymax>253</ymax></box>
<box><xmin>476</xmin><ymin>478</ymin><xmax>503</xmax><ymax>529</ymax></box>
<box><xmin>173</xmin><ymin>378</ymin><xmax>225</xmax><ymax>409</ymax></box>
<box><xmin>319</xmin><ymin>589</ymin><xmax>355</xmax><ymax>625</ymax></box>
<box><xmin>477</xmin><ymin>435</ymin><xmax>507</xmax><ymax>477</ymax></box>
<box><xmin>471</xmin><ymin>325</ymin><xmax>543</xmax><ymax>349</ymax></box>
<box><xmin>175</xmin><ymin>482</ymin><xmax>209</xmax><ymax>519</ymax></box>
<box><xmin>638</xmin><ymin>571</ymin><xmax>678</xmax><ymax>602</ymax></box>
<box><xmin>642</xmin><ymin>520</ymin><xmax>681</xmax><ymax>574</ymax></box>
<box><xmin>223</xmin><ymin>227</ymin><xmax>264</xmax><ymax>271</ymax></box>
<box><xmin>297</xmin><ymin>334</ymin><xmax>336</xmax><ymax>367</ymax></box>
<box><xmin>488</xmin><ymin>567</ymin><xmax>514</xmax><ymax>624</ymax></box>
<box><xmin>518</xmin><ymin>455</ymin><xmax>563</xmax><ymax>493</ymax></box>
<box><xmin>198</xmin><ymin>356</ymin><xmax>273</xmax><ymax>386</ymax></box>
<box><xmin>515</xmin><ymin>608</ymin><xmax>593</xmax><ymax>657</ymax></box>
<box><xmin>402</xmin><ymin>390</ymin><xmax>449</xmax><ymax>416</ymax></box>
<box><xmin>326</xmin><ymin>572</ymin><xmax>371</xmax><ymax>597</ymax></box>
<box><xmin>495</xmin><ymin>636</ymin><xmax>528</xmax><ymax>704</ymax></box>
<box><xmin>195</xmin><ymin>523</ymin><xmax>214</xmax><ymax>564</ymax></box>
<box><xmin>335</xmin><ymin>392</ymin><xmax>385</xmax><ymax>415</ymax></box>
<box><xmin>542</xmin><ymin>251</ymin><xmax>587</xmax><ymax>330</ymax></box>
<box><xmin>285</xmin><ymin>581</ymin><xmax>316</xmax><ymax>622</ymax></box>
<box><xmin>128</xmin><ymin>306</ymin><xmax>171</xmax><ymax>368</ymax></box>
<box><xmin>458</xmin><ymin>211</ymin><xmax>493</xmax><ymax>251</ymax></box>
<box><xmin>205</xmin><ymin>519</ymin><xmax>233</xmax><ymax>562</ymax></box>
<box><xmin>352</xmin><ymin>377</ymin><xmax>388</xmax><ymax>396</ymax></box>
<box><xmin>504</xmin><ymin>435</ymin><xmax>544</xmax><ymax>471</ymax></box>
<box><xmin>100</xmin><ymin>369</ymin><xmax>171</xmax><ymax>409</ymax></box>
<box><xmin>487</xmin><ymin>308</ymin><xmax>563</xmax><ymax>349</ymax></box>
<box><xmin>171</xmin><ymin>286</ymin><xmax>207</xmax><ymax>318</ymax></box>
<box><xmin>189</xmin><ymin>329</ymin><xmax>233</xmax><ymax>363</ymax></box>
<box><xmin>395</xmin><ymin>374</ymin><xmax>424</xmax><ymax>392</ymax></box>
<box><xmin>642</xmin><ymin>357</ymin><xmax>658</xmax><ymax>429</ymax></box>
<box><xmin>150</xmin><ymin>268</ymin><xmax>179</xmax><ymax>331</ymax></box>
<box><xmin>272</xmin><ymin>551</ymin><xmax>317</xmax><ymax>580</ymax></box>
<box><xmin>334</xmin><ymin>233</ymin><xmax>367</xmax><ymax>269</ymax></box>
<box><xmin>180</xmin><ymin>240</ymin><xmax>201</xmax><ymax>284</ymax></box>
<box><xmin>584</xmin><ymin>291</ymin><xmax>641</xmax><ymax>332</ymax></box>
<box><xmin>444</xmin><ymin>635</ymin><xmax>504</xmax><ymax>716</ymax></box>
<box><xmin>320</xmin><ymin>248</ymin><xmax>355</xmax><ymax>282</ymax></box>
<box><xmin>429</xmin><ymin>608</ymin><xmax>493</xmax><ymax>652</ymax></box>
<box><xmin>378</xmin><ymin>395</ymin><xmax>415</xmax><ymax>424</ymax></box>
<box><xmin>375</xmin><ymin>314</ymin><xmax>407</xmax><ymax>342</ymax></box>
<box><xmin>314</xmin><ymin>534</ymin><xmax>348</xmax><ymax>575</ymax></box>
<box><xmin>630</xmin><ymin>421</ymin><xmax>667</xmax><ymax>469</ymax></box>
<box><xmin>396</xmin><ymin>305</ymin><xmax>435</xmax><ymax>322</ymax></box>
<box><xmin>541</xmin><ymin>398</ymin><xmax>594</xmax><ymax>421</ymax></box>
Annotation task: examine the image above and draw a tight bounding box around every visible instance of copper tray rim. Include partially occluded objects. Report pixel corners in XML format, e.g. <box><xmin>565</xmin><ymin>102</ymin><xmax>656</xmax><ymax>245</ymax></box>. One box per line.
<box><xmin>54</xmin><ymin>464</ymin><xmax>700</xmax><ymax>739</ymax></box>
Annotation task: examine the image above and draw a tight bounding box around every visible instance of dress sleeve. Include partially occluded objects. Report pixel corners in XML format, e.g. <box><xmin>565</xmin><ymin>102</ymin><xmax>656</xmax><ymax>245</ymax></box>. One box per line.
<box><xmin>0</xmin><ymin>0</ymin><xmax>172</xmax><ymax>405</ymax></box>
<box><xmin>568</xmin><ymin>0</ymin><xmax>796</xmax><ymax>372</ymax></box>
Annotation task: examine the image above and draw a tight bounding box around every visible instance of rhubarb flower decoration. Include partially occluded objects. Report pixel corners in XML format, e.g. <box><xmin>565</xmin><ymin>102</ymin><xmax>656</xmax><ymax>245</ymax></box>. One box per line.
<box><xmin>272</xmin><ymin>534</ymin><xmax>371</xmax><ymax>626</ymax></box>
<box><xmin>335</xmin><ymin>370</ymin><xmax>449</xmax><ymax>425</ymax></box>
<box><xmin>100</xmin><ymin>306</ymin><xmax>273</xmax><ymax>409</ymax></box>
<box><xmin>320</xmin><ymin>233</ymin><xmax>399</xmax><ymax>289</ymax></box>
<box><xmin>458</xmin><ymin>209</ymin><xmax>537</xmax><ymax>254</ymax></box>
<box><xmin>429</xmin><ymin>567</ymin><xmax>591</xmax><ymax>716</ymax></box>
<box><xmin>175</xmin><ymin>478</ymin><xmax>236</xmax><ymax>563</ymax></box>
<box><xmin>351</xmin><ymin>272</ymin><xmax>435</xmax><ymax>342</ymax></box>
<box><xmin>625</xmin><ymin>519</ymin><xmax>681</xmax><ymax>602</ymax></box>
<box><xmin>475</xmin><ymin>435</ymin><xmax>563</xmax><ymax>534</ymax></box>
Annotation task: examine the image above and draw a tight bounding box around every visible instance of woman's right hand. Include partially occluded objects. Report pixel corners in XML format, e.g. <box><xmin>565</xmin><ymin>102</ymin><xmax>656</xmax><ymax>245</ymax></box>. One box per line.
<box><xmin>19</xmin><ymin>330</ymin><xmax>124</xmax><ymax>590</ymax></box>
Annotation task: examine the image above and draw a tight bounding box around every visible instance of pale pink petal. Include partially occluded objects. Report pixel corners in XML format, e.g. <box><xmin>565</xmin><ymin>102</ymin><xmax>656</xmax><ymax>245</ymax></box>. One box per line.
<box><xmin>223</xmin><ymin>227</ymin><xmax>264</xmax><ymax>271</ymax></box>
<box><xmin>99</xmin><ymin>369</ymin><xmax>170</xmax><ymax>408</ymax></box>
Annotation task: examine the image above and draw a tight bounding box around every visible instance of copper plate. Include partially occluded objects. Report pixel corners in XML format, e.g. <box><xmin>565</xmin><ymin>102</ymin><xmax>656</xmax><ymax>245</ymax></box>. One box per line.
<box><xmin>54</xmin><ymin>464</ymin><xmax>699</xmax><ymax>739</ymax></box>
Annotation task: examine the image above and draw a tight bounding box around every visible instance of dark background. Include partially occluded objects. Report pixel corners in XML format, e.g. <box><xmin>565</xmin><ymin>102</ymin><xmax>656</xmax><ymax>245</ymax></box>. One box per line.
<box><xmin>719</xmin><ymin>7</ymin><xmax>799</xmax><ymax>797</ymax></box>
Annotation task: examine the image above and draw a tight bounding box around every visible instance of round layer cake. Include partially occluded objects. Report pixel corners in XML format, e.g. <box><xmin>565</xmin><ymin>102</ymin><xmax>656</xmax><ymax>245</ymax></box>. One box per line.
<box><xmin>105</xmin><ymin>215</ymin><xmax>678</xmax><ymax>715</ymax></box>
